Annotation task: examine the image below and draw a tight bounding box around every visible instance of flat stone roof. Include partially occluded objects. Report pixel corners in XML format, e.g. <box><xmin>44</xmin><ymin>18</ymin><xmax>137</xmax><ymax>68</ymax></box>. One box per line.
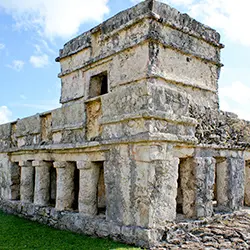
<box><xmin>56</xmin><ymin>0</ymin><xmax>223</xmax><ymax>61</ymax></box>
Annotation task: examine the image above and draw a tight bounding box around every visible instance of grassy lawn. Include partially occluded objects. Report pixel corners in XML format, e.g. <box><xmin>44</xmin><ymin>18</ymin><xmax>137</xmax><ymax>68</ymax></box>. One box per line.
<box><xmin>0</xmin><ymin>210</ymin><xmax>140</xmax><ymax>250</ymax></box>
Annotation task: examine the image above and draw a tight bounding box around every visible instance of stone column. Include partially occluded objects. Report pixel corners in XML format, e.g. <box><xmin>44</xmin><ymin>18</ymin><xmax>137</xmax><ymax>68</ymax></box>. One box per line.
<box><xmin>152</xmin><ymin>156</ymin><xmax>180</xmax><ymax>225</ymax></box>
<box><xmin>195</xmin><ymin>157</ymin><xmax>216</xmax><ymax>218</ymax></box>
<box><xmin>227</xmin><ymin>157</ymin><xmax>245</xmax><ymax>210</ymax></box>
<box><xmin>180</xmin><ymin>158</ymin><xmax>196</xmax><ymax>218</ymax></box>
<box><xmin>215</xmin><ymin>158</ymin><xmax>229</xmax><ymax>209</ymax></box>
<box><xmin>77</xmin><ymin>161</ymin><xmax>100</xmax><ymax>216</ymax></box>
<box><xmin>181</xmin><ymin>157</ymin><xmax>215</xmax><ymax>218</ymax></box>
<box><xmin>32</xmin><ymin>160</ymin><xmax>51</xmax><ymax>206</ymax></box>
<box><xmin>54</xmin><ymin>161</ymin><xmax>75</xmax><ymax>211</ymax></box>
<box><xmin>214</xmin><ymin>157</ymin><xmax>245</xmax><ymax>211</ymax></box>
<box><xmin>10</xmin><ymin>162</ymin><xmax>21</xmax><ymax>200</ymax></box>
<box><xmin>19</xmin><ymin>160</ymin><xmax>34</xmax><ymax>203</ymax></box>
<box><xmin>132</xmin><ymin>144</ymin><xmax>180</xmax><ymax>227</ymax></box>
<box><xmin>245</xmin><ymin>161</ymin><xmax>250</xmax><ymax>206</ymax></box>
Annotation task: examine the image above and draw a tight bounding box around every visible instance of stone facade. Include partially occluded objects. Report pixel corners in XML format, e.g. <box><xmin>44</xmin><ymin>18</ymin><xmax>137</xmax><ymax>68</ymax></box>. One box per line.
<box><xmin>0</xmin><ymin>0</ymin><xmax>250</xmax><ymax>247</ymax></box>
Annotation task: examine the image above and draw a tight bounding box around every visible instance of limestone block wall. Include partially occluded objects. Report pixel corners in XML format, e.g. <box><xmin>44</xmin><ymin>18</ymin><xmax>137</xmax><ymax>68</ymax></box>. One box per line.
<box><xmin>0</xmin><ymin>123</ymin><xmax>11</xmax><ymax>150</ymax></box>
<box><xmin>16</xmin><ymin>115</ymin><xmax>41</xmax><ymax>147</ymax></box>
<box><xmin>51</xmin><ymin>102</ymin><xmax>86</xmax><ymax>144</ymax></box>
<box><xmin>57</xmin><ymin>0</ymin><xmax>222</xmax><ymax>110</ymax></box>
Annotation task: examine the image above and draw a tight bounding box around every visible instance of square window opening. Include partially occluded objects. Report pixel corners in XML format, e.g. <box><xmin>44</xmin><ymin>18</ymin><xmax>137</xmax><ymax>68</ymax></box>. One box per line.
<box><xmin>89</xmin><ymin>72</ymin><xmax>108</xmax><ymax>98</ymax></box>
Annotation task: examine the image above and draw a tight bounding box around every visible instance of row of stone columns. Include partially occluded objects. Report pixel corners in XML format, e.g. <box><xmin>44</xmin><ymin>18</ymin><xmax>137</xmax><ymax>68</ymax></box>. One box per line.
<box><xmin>18</xmin><ymin>160</ymin><xmax>105</xmax><ymax>216</ymax></box>
<box><xmin>178</xmin><ymin>156</ymin><xmax>245</xmax><ymax>218</ymax></box>
<box><xmin>15</xmin><ymin>154</ymin><xmax>247</xmax><ymax>224</ymax></box>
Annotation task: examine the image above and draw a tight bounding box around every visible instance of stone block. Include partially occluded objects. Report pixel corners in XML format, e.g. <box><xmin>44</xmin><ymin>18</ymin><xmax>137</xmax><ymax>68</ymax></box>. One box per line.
<box><xmin>121</xmin><ymin>226</ymin><xmax>135</xmax><ymax>244</ymax></box>
<box><xmin>60</xmin><ymin>70</ymin><xmax>85</xmax><ymax>103</ymax></box>
<box><xmin>195</xmin><ymin>157</ymin><xmax>215</xmax><ymax>218</ymax></box>
<box><xmin>228</xmin><ymin>157</ymin><xmax>245</xmax><ymax>210</ymax></box>
<box><xmin>86</xmin><ymin>99</ymin><xmax>102</xmax><ymax>141</ymax></box>
<box><xmin>41</xmin><ymin>113</ymin><xmax>52</xmax><ymax>143</ymax></box>
<box><xmin>51</xmin><ymin>103</ymin><xmax>85</xmax><ymax>131</ymax></box>
<box><xmin>245</xmin><ymin>161</ymin><xmax>250</xmax><ymax>206</ymax></box>
<box><xmin>51</xmin><ymin>103</ymin><xmax>85</xmax><ymax>143</ymax></box>
<box><xmin>16</xmin><ymin>115</ymin><xmax>41</xmax><ymax>137</ymax></box>
<box><xmin>0</xmin><ymin>123</ymin><xmax>11</xmax><ymax>150</ymax></box>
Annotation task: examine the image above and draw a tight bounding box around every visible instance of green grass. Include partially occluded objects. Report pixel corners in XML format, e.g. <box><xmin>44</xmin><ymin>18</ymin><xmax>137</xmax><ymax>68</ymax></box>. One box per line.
<box><xmin>0</xmin><ymin>210</ymin><xmax>140</xmax><ymax>250</ymax></box>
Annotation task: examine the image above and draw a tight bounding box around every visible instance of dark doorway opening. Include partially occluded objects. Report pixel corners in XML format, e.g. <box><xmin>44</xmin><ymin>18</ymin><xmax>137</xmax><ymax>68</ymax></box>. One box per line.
<box><xmin>73</xmin><ymin>167</ymin><xmax>80</xmax><ymax>211</ymax></box>
<box><xmin>96</xmin><ymin>162</ymin><xmax>106</xmax><ymax>215</ymax></box>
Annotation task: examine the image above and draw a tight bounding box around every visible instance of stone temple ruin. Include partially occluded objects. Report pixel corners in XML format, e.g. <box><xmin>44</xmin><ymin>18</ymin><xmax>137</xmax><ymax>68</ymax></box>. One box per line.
<box><xmin>1</xmin><ymin>0</ymin><xmax>250</xmax><ymax>247</ymax></box>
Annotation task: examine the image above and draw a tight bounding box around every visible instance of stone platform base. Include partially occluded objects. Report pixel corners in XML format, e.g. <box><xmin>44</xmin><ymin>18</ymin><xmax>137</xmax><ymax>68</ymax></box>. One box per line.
<box><xmin>1</xmin><ymin>199</ymin><xmax>250</xmax><ymax>249</ymax></box>
<box><xmin>0</xmin><ymin>199</ymin><xmax>161</xmax><ymax>248</ymax></box>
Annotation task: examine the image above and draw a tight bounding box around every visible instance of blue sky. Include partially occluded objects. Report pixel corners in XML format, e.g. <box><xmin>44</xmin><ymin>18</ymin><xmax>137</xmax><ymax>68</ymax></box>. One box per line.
<box><xmin>0</xmin><ymin>0</ymin><xmax>250</xmax><ymax>124</ymax></box>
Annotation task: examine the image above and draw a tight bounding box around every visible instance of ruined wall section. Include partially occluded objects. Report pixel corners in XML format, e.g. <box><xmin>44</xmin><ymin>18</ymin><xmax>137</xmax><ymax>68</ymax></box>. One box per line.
<box><xmin>189</xmin><ymin>105</ymin><xmax>250</xmax><ymax>148</ymax></box>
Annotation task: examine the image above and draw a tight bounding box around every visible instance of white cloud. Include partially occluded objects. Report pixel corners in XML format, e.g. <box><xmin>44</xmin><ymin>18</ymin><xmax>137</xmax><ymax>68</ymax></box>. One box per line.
<box><xmin>0</xmin><ymin>106</ymin><xmax>12</xmax><ymax>124</ymax></box>
<box><xmin>189</xmin><ymin>0</ymin><xmax>250</xmax><ymax>47</ymax></box>
<box><xmin>220</xmin><ymin>81</ymin><xmax>250</xmax><ymax>105</ymax></box>
<box><xmin>30</xmin><ymin>54</ymin><xmax>49</xmax><ymax>68</ymax></box>
<box><xmin>0</xmin><ymin>43</ymin><xmax>5</xmax><ymax>50</ymax></box>
<box><xmin>7</xmin><ymin>60</ymin><xmax>25</xmax><ymax>72</ymax></box>
<box><xmin>219</xmin><ymin>81</ymin><xmax>250</xmax><ymax>120</ymax></box>
<box><xmin>131</xmin><ymin>0</ymin><xmax>250</xmax><ymax>47</ymax></box>
<box><xmin>0</xmin><ymin>0</ymin><xmax>109</xmax><ymax>39</ymax></box>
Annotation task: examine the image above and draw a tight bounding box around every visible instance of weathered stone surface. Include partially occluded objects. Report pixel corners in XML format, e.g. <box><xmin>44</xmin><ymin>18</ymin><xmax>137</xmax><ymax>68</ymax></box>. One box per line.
<box><xmin>195</xmin><ymin>157</ymin><xmax>215</xmax><ymax>218</ymax></box>
<box><xmin>51</xmin><ymin>102</ymin><xmax>85</xmax><ymax>144</ymax></box>
<box><xmin>152</xmin><ymin>211</ymin><xmax>250</xmax><ymax>249</ymax></box>
<box><xmin>33</xmin><ymin>161</ymin><xmax>52</xmax><ymax>206</ymax></box>
<box><xmin>77</xmin><ymin>161</ymin><xmax>100</xmax><ymax>216</ymax></box>
<box><xmin>41</xmin><ymin>113</ymin><xmax>52</xmax><ymax>144</ymax></box>
<box><xmin>0</xmin><ymin>123</ymin><xmax>11</xmax><ymax>150</ymax></box>
<box><xmin>19</xmin><ymin>161</ymin><xmax>34</xmax><ymax>203</ymax></box>
<box><xmin>215</xmin><ymin>158</ymin><xmax>229</xmax><ymax>209</ymax></box>
<box><xmin>86</xmin><ymin>99</ymin><xmax>102</xmax><ymax>141</ymax></box>
<box><xmin>52</xmin><ymin>103</ymin><xmax>85</xmax><ymax>131</ymax></box>
<box><xmin>150</xmin><ymin>155</ymin><xmax>180</xmax><ymax>226</ymax></box>
<box><xmin>245</xmin><ymin>161</ymin><xmax>250</xmax><ymax>206</ymax></box>
<box><xmin>227</xmin><ymin>157</ymin><xmax>245</xmax><ymax>210</ymax></box>
<box><xmin>10</xmin><ymin>162</ymin><xmax>20</xmax><ymax>201</ymax></box>
<box><xmin>16</xmin><ymin>115</ymin><xmax>41</xmax><ymax>137</ymax></box>
<box><xmin>1</xmin><ymin>0</ymin><xmax>250</xmax><ymax>248</ymax></box>
<box><xmin>58</xmin><ymin>0</ymin><xmax>221</xmax><ymax>61</ymax></box>
<box><xmin>179</xmin><ymin>158</ymin><xmax>196</xmax><ymax>218</ymax></box>
<box><xmin>178</xmin><ymin>157</ymin><xmax>215</xmax><ymax>218</ymax></box>
<box><xmin>0</xmin><ymin>154</ymin><xmax>12</xmax><ymax>199</ymax></box>
<box><xmin>54</xmin><ymin>162</ymin><xmax>75</xmax><ymax>211</ymax></box>
<box><xmin>190</xmin><ymin>105</ymin><xmax>250</xmax><ymax>148</ymax></box>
